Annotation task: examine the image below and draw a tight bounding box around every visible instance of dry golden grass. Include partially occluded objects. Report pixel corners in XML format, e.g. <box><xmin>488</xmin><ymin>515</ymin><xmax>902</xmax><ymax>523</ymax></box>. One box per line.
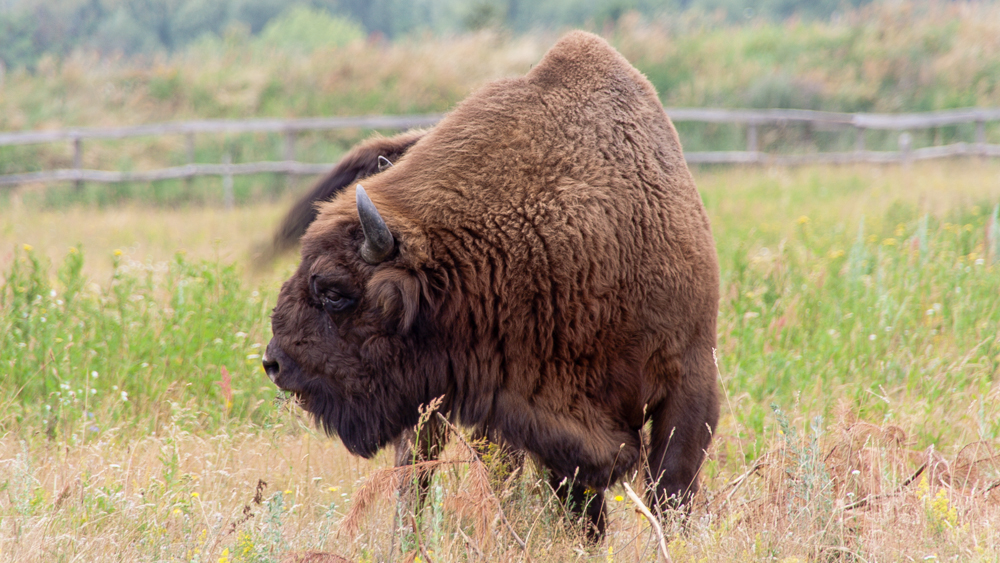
<box><xmin>0</xmin><ymin>409</ymin><xmax>374</xmax><ymax>562</ymax></box>
<box><xmin>0</xmin><ymin>190</ymin><xmax>297</xmax><ymax>284</ymax></box>
<box><xmin>2</xmin><ymin>398</ymin><xmax>998</xmax><ymax>561</ymax></box>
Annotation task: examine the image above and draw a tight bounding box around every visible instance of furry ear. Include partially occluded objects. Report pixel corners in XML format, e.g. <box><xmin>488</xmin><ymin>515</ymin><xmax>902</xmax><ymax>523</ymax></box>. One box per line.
<box><xmin>367</xmin><ymin>268</ymin><xmax>422</xmax><ymax>332</ymax></box>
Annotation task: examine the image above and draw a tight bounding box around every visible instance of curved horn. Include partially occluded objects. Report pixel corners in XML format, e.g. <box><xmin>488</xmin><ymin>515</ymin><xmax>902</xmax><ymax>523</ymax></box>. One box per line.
<box><xmin>356</xmin><ymin>184</ymin><xmax>395</xmax><ymax>264</ymax></box>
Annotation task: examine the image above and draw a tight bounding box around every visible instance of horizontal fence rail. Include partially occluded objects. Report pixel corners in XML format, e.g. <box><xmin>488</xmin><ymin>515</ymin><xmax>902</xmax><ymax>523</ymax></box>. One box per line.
<box><xmin>664</xmin><ymin>107</ymin><xmax>1000</xmax><ymax>128</ymax></box>
<box><xmin>0</xmin><ymin>161</ymin><xmax>337</xmax><ymax>186</ymax></box>
<box><xmin>0</xmin><ymin>114</ymin><xmax>445</xmax><ymax>146</ymax></box>
<box><xmin>2</xmin><ymin>108</ymin><xmax>999</xmax><ymax>191</ymax></box>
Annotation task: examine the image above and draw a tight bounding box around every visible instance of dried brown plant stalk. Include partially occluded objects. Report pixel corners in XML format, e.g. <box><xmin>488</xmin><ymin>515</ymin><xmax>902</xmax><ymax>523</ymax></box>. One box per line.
<box><xmin>622</xmin><ymin>482</ymin><xmax>672</xmax><ymax>563</ymax></box>
<box><xmin>408</xmin><ymin>512</ymin><xmax>434</xmax><ymax>563</ymax></box>
<box><xmin>338</xmin><ymin>459</ymin><xmax>453</xmax><ymax>539</ymax></box>
<box><xmin>435</xmin><ymin>412</ymin><xmax>528</xmax><ymax>552</ymax></box>
<box><xmin>338</xmin><ymin>409</ymin><xmax>527</xmax><ymax>557</ymax></box>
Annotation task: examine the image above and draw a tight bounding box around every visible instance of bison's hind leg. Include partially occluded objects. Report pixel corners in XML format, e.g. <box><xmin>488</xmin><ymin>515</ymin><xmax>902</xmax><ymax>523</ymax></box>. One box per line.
<box><xmin>549</xmin><ymin>474</ymin><xmax>607</xmax><ymax>542</ymax></box>
<box><xmin>645</xmin><ymin>346</ymin><xmax>719</xmax><ymax>514</ymax></box>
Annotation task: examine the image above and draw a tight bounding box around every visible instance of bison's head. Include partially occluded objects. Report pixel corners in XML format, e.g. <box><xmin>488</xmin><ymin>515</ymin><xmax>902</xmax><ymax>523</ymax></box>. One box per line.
<box><xmin>263</xmin><ymin>186</ymin><xmax>443</xmax><ymax>458</ymax></box>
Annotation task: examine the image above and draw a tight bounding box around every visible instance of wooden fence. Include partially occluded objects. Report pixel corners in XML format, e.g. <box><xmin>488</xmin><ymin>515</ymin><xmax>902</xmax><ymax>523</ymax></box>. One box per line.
<box><xmin>2</xmin><ymin>108</ymin><xmax>999</xmax><ymax>193</ymax></box>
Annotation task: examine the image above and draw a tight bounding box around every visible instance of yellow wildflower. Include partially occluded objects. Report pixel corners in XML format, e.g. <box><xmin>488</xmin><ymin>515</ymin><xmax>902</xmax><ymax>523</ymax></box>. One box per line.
<box><xmin>917</xmin><ymin>474</ymin><xmax>929</xmax><ymax>500</ymax></box>
<box><xmin>930</xmin><ymin>488</ymin><xmax>958</xmax><ymax>529</ymax></box>
<box><xmin>796</xmin><ymin>215</ymin><xmax>809</xmax><ymax>225</ymax></box>
<box><xmin>23</xmin><ymin>244</ymin><xmax>33</xmax><ymax>252</ymax></box>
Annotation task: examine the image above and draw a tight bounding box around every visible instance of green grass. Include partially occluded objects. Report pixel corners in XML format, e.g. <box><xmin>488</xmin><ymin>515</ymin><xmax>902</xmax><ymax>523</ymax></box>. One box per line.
<box><xmin>7</xmin><ymin>188</ymin><xmax>996</xmax><ymax>446</ymax></box>
<box><xmin>1</xmin><ymin>246</ymin><xmax>277</xmax><ymax>440</ymax></box>
<box><xmin>2</xmin><ymin>162</ymin><xmax>999</xmax><ymax>561</ymax></box>
<box><xmin>722</xmin><ymin>202</ymin><xmax>1000</xmax><ymax>450</ymax></box>
<box><xmin>0</xmin><ymin>165</ymin><xmax>1000</xmax><ymax>448</ymax></box>
<box><xmin>702</xmin><ymin>163</ymin><xmax>1000</xmax><ymax>446</ymax></box>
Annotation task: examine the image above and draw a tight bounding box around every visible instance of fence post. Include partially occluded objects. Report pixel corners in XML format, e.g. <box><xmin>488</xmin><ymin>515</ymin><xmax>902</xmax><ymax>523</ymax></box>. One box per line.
<box><xmin>284</xmin><ymin>130</ymin><xmax>296</xmax><ymax>161</ymax></box>
<box><xmin>854</xmin><ymin>126</ymin><xmax>865</xmax><ymax>153</ymax></box>
<box><xmin>185</xmin><ymin>133</ymin><xmax>196</xmax><ymax>189</ymax></box>
<box><xmin>747</xmin><ymin>122</ymin><xmax>759</xmax><ymax>154</ymax></box>
<box><xmin>283</xmin><ymin>129</ymin><xmax>297</xmax><ymax>188</ymax></box>
<box><xmin>898</xmin><ymin>132</ymin><xmax>912</xmax><ymax>169</ymax></box>
<box><xmin>976</xmin><ymin>119</ymin><xmax>986</xmax><ymax>158</ymax></box>
<box><xmin>222</xmin><ymin>152</ymin><xmax>234</xmax><ymax>210</ymax></box>
<box><xmin>72</xmin><ymin>136</ymin><xmax>83</xmax><ymax>191</ymax></box>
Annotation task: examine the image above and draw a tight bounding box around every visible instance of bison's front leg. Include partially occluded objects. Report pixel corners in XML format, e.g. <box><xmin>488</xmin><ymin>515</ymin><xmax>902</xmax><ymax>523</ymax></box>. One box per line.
<box><xmin>549</xmin><ymin>475</ymin><xmax>606</xmax><ymax>541</ymax></box>
<box><xmin>394</xmin><ymin>415</ymin><xmax>448</xmax><ymax>511</ymax></box>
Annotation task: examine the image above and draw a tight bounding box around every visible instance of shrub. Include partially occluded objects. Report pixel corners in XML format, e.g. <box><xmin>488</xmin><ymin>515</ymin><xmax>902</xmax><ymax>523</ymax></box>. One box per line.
<box><xmin>255</xmin><ymin>6</ymin><xmax>365</xmax><ymax>53</ymax></box>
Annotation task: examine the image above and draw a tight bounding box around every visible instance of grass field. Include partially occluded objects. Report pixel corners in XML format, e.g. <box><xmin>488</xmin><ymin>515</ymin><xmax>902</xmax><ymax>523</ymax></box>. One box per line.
<box><xmin>2</xmin><ymin>161</ymin><xmax>1000</xmax><ymax>562</ymax></box>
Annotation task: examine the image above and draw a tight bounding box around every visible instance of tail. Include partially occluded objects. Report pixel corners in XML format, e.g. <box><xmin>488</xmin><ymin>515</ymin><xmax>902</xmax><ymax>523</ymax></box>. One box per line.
<box><xmin>265</xmin><ymin>129</ymin><xmax>427</xmax><ymax>260</ymax></box>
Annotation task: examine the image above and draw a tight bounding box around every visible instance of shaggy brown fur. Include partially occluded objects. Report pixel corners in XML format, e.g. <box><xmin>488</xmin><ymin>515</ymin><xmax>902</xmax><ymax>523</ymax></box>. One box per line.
<box><xmin>264</xmin><ymin>31</ymin><xmax>719</xmax><ymax>537</ymax></box>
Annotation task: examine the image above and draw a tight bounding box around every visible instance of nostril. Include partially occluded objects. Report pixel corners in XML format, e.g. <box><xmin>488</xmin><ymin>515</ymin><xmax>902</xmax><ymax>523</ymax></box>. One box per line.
<box><xmin>262</xmin><ymin>355</ymin><xmax>280</xmax><ymax>380</ymax></box>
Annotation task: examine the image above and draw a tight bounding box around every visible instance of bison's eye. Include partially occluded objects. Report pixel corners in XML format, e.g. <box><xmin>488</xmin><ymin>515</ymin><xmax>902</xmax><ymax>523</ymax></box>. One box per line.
<box><xmin>310</xmin><ymin>274</ymin><xmax>357</xmax><ymax>317</ymax></box>
<box><xmin>322</xmin><ymin>292</ymin><xmax>355</xmax><ymax>315</ymax></box>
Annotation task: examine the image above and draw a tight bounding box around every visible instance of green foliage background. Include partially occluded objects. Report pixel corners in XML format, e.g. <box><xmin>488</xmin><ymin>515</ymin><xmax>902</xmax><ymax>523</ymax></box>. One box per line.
<box><xmin>0</xmin><ymin>0</ymin><xmax>964</xmax><ymax>69</ymax></box>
